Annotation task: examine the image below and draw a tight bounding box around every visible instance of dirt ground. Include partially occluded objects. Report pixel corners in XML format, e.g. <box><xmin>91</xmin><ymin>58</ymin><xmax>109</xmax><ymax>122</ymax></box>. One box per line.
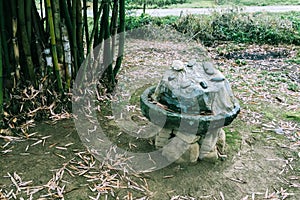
<box><xmin>1</xmin><ymin>28</ymin><xmax>299</xmax><ymax>199</ymax></box>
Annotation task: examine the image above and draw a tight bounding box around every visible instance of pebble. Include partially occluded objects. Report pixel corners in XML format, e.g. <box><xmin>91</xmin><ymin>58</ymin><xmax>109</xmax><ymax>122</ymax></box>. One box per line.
<box><xmin>202</xmin><ymin>62</ymin><xmax>215</xmax><ymax>75</ymax></box>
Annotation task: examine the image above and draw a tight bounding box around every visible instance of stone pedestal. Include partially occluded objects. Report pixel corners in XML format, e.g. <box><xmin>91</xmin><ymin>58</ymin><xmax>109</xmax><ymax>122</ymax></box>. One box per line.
<box><xmin>155</xmin><ymin>128</ymin><xmax>226</xmax><ymax>163</ymax></box>
<box><xmin>140</xmin><ymin>59</ymin><xmax>240</xmax><ymax>163</ymax></box>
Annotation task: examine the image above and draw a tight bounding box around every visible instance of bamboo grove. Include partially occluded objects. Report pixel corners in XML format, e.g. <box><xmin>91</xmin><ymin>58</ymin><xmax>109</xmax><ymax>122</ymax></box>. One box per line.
<box><xmin>0</xmin><ymin>0</ymin><xmax>125</xmax><ymax>129</ymax></box>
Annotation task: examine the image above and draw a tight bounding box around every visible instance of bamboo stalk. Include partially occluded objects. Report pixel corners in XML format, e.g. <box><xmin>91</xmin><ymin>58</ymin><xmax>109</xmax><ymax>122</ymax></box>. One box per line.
<box><xmin>102</xmin><ymin>0</ymin><xmax>114</xmax><ymax>91</ymax></box>
<box><xmin>110</xmin><ymin>0</ymin><xmax>119</xmax><ymax>58</ymax></box>
<box><xmin>11</xmin><ymin>0</ymin><xmax>20</xmax><ymax>86</ymax></box>
<box><xmin>87</xmin><ymin>2</ymin><xmax>103</xmax><ymax>54</ymax></box>
<box><xmin>25</xmin><ymin>0</ymin><xmax>32</xmax><ymax>44</ymax></box>
<box><xmin>83</xmin><ymin>0</ymin><xmax>89</xmax><ymax>52</ymax></box>
<box><xmin>12</xmin><ymin>18</ymin><xmax>20</xmax><ymax>83</ymax></box>
<box><xmin>18</xmin><ymin>0</ymin><xmax>36</xmax><ymax>84</ymax></box>
<box><xmin>46</xmin><ymin>0</ymin><xmax>63</xmax><ymax>93</ymax></box>
<box><xmin>93</xmin><ymin>0</ymin><xmax>99</xmax><ymax>47</ymax></box>
<box><xmin>61</xmin><ymin>23</ymin><xmax>72</xmax><ymax>91</ymax></box>
<box><xmin>71</xmin><ymin>0</ymin><xmax>78</xmax><ymax>75</ymax></box>
<box><xmin>40</xmin><ymin>0</ymin><xmax>43</xmax><ymax>19</ymax></box>
<box><xmin>113</xmin><ymin>0</ymin><xmax>125</xmax><ymax>77</ymax></box>
<box><xmin>60</xmin><ymin>0</ymin><xmax>75</xmax><ymax>78</ymax></box>
<box><xmin>32</xmin><ymin>1</ymin><xmax>47</xmax><ymax>77</ymax></box>
<box><xmin>0</xmin><ymin>0</ymin><xmax>4</xmax><ymax>118</ymax></box>
<box><xmin>53</xmin><ymin>0</ymin><xmax>63</xmax><ymax>63</ymax></box>
<box><xmin>0</xmin><ymin>0</ymin><xmax>10</xmax><ymax>86</ymax></box>
<box><xmin>76</xmin><ymin>0</ymin><xmax>84</xmax><ymax>64</ymax></box>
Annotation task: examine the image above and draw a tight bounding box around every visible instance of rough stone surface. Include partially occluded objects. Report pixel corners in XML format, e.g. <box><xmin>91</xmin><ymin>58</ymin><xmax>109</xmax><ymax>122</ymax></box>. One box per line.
<box><xmin>177</xmin><ymin>142</ymin><xmax>200</xmax><ymax>163</ymax></box>
<box><xmin>171</xmin><ymin>60</ymin><xmax>185</xmax><ymax>71</ymax></box>
<box><xmin>202</xmin><ymin>61</ymin><xmax>215</xmax><ymax>75</ymax></box>
<box><xmin>199</xmin><ymin>128</ymin><xmax>224</xmax><ymax>160</ymax></box>
<box><xmin>152</xmin><ymin>59</ymin><xmax>237</xmax><ymax>116</ymax></box>
<box><xmin>175</xmin><ymin>131</ymin><xmax>200</xmax><ymax>144</ymax></box>
<box><xmin>155</xmin><ymin>129</ymin><xmax>172</xmax><ymax>148</ymax></box>
<box><xmin>141</xmin><ymin>59</ymin><xmax>240</xmax><ymax>162</ymax></box>
<box><xmin>162</xmin><ymin>137</ymin><xmax>189</xmax><ymax>162</ymax></box>
<box><xmin>162</xmin><ymin>136</ymin><xmax>200</xmax><ymax>163</ymax></box>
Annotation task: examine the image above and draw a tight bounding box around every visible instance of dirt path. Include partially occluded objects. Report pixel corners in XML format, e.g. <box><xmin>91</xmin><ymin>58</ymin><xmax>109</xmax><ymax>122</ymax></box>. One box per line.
<box><xmin>132</xmin><ymin>5</ymin><xmax>300</xmax><ymax>16</ymax></box>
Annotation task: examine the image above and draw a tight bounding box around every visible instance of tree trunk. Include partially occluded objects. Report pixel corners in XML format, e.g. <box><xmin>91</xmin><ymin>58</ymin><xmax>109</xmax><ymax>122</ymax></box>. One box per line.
<box><xmin>46</xmin><ymin>0</ymin><xmax>63</xmax><ymax>93</ymax></box>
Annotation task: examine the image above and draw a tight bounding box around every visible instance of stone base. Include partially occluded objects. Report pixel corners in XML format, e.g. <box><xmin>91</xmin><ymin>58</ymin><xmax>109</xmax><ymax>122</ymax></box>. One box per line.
<box><xmin>155</xmin><ymin>128</ymin><xmax>226</xmax><ymax>163</ymax></box>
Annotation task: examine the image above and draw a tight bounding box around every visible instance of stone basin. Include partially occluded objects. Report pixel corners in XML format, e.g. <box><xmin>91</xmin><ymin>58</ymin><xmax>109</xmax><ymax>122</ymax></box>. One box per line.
<box><xmin>140</xmin><ymin>86</ymin><xmax>240</xmax><ymax>135</ymax></box>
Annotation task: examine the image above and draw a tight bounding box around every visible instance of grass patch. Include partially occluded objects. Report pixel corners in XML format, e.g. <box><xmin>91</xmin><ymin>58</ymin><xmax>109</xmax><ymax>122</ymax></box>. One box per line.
<box><xmin>224</xmin><ymin>127</ymin><xmax>242</xmax><ymax>151</ymax></box>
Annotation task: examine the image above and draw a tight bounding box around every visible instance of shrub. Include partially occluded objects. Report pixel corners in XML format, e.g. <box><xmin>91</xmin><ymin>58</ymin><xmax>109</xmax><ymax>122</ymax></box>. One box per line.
<box><xmin>125</xmin><ymin>14</ymin><xmax>179</xmax><ymax>30</ymax></box>
<box><xmin>174</xmin><ymin>10</ymin><xmax>300</xmax><ymax>46</ymax></box>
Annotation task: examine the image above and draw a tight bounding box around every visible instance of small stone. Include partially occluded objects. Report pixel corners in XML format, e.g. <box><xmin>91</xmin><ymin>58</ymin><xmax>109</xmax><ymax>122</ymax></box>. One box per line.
<box><xmin>200</xmin><ymin>81</ymin><xmax>208</xmax><ymax>89</ymax></box>
<box><xmin>216</xmin><ymin>128</ymin><xmax>226</xmax><ymax>154</ymax></box>
<box><xmin>202</xmin><ymin>62</ymin><xmax>215</xmax><ymax>75</ymax></box>
<box><xmin>189</xmin><ymin>143</ymin><xmax>200</xmax><ymax>162</ymax></box>
<box><xmin>200</xmin><ymin>148</ymin><xmax>218</xmax><ymax>163</ymax></box>
<box><xmin>175</xmin><ymin>131</ymin><xmax>200</xmax><ymax>143</ymax></box>
<box><xmin>180</xmin><ymin>81</ymin><xmax>191</xmax><ymax>89</ymax></box>
<box><xmin>187</xmin><ymin>59</ymin><xmax>196</xmax><ymax>67</ymax></box>
<box><xmin>210</xmin><ymin>77</ymin><xmax>225</xmax><ymax>82</ymax></box>
<box><xmin>172</xmin><ymin>60</ymin><xmax>185</xmax><ymax>71</ymax></box>
<box><xmin>177</xmin><ymin>142</ymin><xmax>199</xmax><ymax>163</ymax></box>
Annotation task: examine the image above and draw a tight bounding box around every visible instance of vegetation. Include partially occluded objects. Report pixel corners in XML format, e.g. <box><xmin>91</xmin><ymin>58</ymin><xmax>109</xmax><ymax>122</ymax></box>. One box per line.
<box><xmin>0</xmin><ymin>0</ymin><xmax>125</xmax><ymax>130</ymax></box>
<box><xmin>220</xmin><ymin>0</ymin><xmax>300</xmax><ymax>6</ymax></box>
<box><xmin>126</xmin><ymin>10</ymin><xmax>300</xmax><ymax>46</ymax></box>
